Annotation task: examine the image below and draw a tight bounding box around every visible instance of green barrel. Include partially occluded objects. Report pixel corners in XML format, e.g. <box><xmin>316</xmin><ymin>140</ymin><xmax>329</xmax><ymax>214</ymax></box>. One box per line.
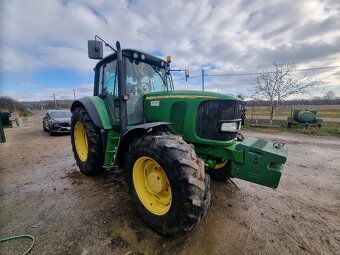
<box><xmin>297</xmin><ymin>110</ymin><xmax>316</xmax><ymax>123</ymax></box>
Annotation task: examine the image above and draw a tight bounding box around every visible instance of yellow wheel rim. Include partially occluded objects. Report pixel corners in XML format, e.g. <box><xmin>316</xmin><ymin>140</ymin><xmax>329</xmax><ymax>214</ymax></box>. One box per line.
<box><xmin>133</xmin><ymin>156</ymin><xmax>172</xmax><ymax>216</ymax></box>
<box><xmin>74</xmin><ymin>121</ymin><xmax>88</xmax><ymax>162</ymax></box>
<box><xmin>214</xmin><ymin>160</ymin><xmax>228</xmax><ymax>169</ymax></box>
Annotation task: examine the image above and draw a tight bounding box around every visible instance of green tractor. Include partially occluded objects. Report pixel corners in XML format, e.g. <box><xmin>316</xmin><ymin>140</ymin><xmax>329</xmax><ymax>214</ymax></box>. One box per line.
<box><xmin>70</xmin><ymin>36</ymin><xmax>288</xmax><ymax>235</ymax></box>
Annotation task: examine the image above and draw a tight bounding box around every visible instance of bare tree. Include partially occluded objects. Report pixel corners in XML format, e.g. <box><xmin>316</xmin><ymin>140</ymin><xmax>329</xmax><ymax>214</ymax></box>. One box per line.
<box><xmin>0</xmin><ymin>96</ymin><xmax>27</xmax><ymax>113</ymax></box>
<box><xmin>324</xmin><ymin>90</ymin><xmax>336</xmax><ymax>100</ymax></box>
<box><xmin>252</xmin><ymin>63</ymin><xmax>321</xmax><ymax>124</ymax></box>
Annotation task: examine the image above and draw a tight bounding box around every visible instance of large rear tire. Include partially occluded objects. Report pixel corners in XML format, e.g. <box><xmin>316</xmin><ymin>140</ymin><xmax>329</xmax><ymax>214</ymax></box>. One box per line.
<box><xmin>125</xmin><ymin>133</ymin><xmax>211</xmax><ymax>236</ymax></box>
<box><xmin>71</xmin><ymin>107</ymin><xmax>104</xmax><ymax>175</ymax></box>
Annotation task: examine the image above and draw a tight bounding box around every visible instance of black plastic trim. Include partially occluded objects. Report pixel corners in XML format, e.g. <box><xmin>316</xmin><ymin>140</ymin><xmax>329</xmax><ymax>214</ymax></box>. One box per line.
<box><xmin>116</xmin><ymin>122</ymin><xmax>171</xmax><ymax>168</ymax></box>
<box><xmin>71</xmin><ymin>98</ymin><xmax>103</xmax><ymax>128</ymax></box>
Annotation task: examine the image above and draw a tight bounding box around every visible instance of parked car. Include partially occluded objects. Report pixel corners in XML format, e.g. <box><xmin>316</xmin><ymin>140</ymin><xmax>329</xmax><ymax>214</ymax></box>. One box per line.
<box><xmin>43</xmin><ymin>110</ymin><xmax>72</xmax><ymax>136</ymax></box>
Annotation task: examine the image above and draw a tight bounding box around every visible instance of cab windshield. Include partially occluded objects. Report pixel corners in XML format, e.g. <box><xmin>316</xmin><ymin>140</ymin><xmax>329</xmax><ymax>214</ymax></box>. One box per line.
<box><xmin>125</xmin><ymin>58</ymin><xmax>168</xmax><ymax>124</ymax></box>
<box><xmin>125</xmin><ymin>58</ymin><xmax>168</xmax><ymax>94</ymax></box>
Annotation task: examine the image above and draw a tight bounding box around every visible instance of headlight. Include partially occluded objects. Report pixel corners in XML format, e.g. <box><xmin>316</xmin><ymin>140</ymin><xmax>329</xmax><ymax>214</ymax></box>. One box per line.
<box><xmin>220</xmin><ymin>122</ymin><xmax>239</xmax><ymax>132</ymax></box>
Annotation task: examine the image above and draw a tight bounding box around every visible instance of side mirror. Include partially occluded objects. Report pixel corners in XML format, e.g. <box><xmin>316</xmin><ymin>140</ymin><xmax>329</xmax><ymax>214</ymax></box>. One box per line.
<box><xmin>88</xmin><ymin>40</ymin><xmax>103</xmax><ymax>59</ymax></box>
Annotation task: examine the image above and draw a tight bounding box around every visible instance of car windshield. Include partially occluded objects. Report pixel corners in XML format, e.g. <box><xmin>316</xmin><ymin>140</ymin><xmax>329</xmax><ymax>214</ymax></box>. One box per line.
<box><xmin>50</xmin><ymin>111</ymin><xmax>72</xmax><ymax>118</ymax></box>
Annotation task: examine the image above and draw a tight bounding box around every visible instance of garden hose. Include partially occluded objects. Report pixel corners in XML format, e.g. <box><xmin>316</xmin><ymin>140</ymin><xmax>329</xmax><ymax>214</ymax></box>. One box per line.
<box><xmin>0</xmin><ymin>235</ymin><xmax>35</xmax><ymax>255</ymax></box>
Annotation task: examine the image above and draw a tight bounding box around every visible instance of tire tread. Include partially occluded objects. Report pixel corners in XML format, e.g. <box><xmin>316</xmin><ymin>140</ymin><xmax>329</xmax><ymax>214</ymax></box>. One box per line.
<box><xmin>125</xmin><ymin>132</ymin><xmax>211</xmax><ymax>235</ymax></box>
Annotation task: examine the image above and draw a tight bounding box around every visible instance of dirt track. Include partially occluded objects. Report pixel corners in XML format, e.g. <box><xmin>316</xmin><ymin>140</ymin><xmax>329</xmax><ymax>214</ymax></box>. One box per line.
<box><xmin>0</xmin><ymin>111</ymin><xmax>339</xmax><ymax>255</ymax></box>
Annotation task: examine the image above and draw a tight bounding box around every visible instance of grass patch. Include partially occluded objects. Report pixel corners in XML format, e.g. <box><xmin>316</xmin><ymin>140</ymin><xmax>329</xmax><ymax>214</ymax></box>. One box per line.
<box><xmin>243</xmin><ymin>119</ymin><xmax>340</xmax><ymax>137</ymax></box>
<box><xmin>249</xmin><ymin>105</ymin><xmax>340</xmax><ymax>118</ymax></box>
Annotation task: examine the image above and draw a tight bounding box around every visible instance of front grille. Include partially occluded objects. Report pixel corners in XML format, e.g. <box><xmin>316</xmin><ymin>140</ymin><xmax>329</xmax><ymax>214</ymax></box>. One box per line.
<box><xmin>59</xmin><ymin>122</ymin><xmax>71</xmax><ymax>127</ymax></box>
<box><xmin>196</xmin><ymin>100</ymin><xmax>241</xmax><ymax>141</ymax></box>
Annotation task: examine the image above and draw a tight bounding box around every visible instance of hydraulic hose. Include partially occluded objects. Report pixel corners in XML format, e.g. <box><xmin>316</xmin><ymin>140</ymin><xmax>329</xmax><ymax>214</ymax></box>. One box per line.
<box><xmin>0</xmin><ymin>234</ymin><xmax>35</xmax><ymax>255</ymax></box>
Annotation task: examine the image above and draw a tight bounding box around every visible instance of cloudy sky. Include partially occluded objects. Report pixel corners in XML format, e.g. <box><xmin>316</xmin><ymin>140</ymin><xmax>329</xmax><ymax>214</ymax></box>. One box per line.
<box><xmin>1</xmin><ymin>0</ymin><xmax>340</xmax><ymax>101</ymax></box>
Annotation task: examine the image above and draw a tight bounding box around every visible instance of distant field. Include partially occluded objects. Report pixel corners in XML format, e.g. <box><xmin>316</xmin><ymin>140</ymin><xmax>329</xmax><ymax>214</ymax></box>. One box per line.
<box><xmin>249</xmin><ymin>105</ymin><xmax>340</xmax><ymax>118</ymax></box>
<box><xmin>243</xmin><ymin>119</ymin><xmax>340</xmax><ymax>137</ymax></box>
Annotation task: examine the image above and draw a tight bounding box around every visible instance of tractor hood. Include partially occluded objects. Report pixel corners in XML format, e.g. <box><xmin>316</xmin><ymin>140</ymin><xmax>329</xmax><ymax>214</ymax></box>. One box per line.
<box><xmin>145</xmin><ymin>90</ymin><xmax>239</xmax><ymax>101</ymax></box>
<box><xmin>144</xmin><ymin>90</ymin><xmax>242</xmax><ymax>147</ymax></box>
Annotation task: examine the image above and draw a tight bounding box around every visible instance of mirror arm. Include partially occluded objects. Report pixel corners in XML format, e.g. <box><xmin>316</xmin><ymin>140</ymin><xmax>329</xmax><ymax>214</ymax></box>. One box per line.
<box><xmin>169</xmin><ymin>69</ymin><xmax>190</xmax><ymax>82</ymax></box>
<box><xmin>95</xmin><ymin>35</ymin><xmax>117</xmax><ymax>53</ymax></box>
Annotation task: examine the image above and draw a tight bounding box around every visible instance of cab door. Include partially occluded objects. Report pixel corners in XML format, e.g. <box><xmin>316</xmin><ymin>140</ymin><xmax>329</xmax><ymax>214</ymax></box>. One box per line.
<box><xmin>97</xmin><ymin>59</ymin><xmax>120</xmax><ymax>128</ymax></box>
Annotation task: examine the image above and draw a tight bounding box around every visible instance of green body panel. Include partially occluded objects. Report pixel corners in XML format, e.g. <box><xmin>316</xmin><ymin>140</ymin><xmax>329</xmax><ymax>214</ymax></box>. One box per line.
<box><xmin>104</xmin><ymin>130</ymin><xmax>120</xmax><ymax>166</ymax></box>
<box><xmin>88</xmin><ymin>96</ymin><xmax>112</xmax><ymax>130</ymax></box>
<box><xmin>144</xmin><ymin>90</ymin><xmax>243</xmax><ymax>162</ymax></box>
<box><xmin>231</xmin><ymin>138</ymin><xmax>288</xmax><ymax>189</ymax></box>
<box><xmin>194</xmin><ymin>142</ymin><xmax>244</xmax><ymax>164</ymax></box>
<box><xmin>84</xmin><ymin>97</ymin><xmax>119</xmax><ymax>166</ymax></box>
<box><xmin>144</xmin><ymin>90</ymin><xmax>238</xmax><ymax>147</ymax></box>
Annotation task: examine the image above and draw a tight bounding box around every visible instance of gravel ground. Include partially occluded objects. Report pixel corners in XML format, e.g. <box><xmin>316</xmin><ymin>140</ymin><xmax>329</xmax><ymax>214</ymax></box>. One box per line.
<box><xmin>0</xmin><ymin>111</ymin><xmax>339</xmax><ymax>255</ymax></box>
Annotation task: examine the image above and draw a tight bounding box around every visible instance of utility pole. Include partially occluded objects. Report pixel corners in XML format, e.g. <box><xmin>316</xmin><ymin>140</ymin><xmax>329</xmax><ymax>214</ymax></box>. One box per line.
<box><xmin>73</xmin><ymin>89</ymin><xmax>76</xmax><ymax>100</ymax></box>
<box><xmin>53</xmin><ymin>93</ymin><xmax>57</xmax><ymax>109</ymax></box>
<box><xmin>201</xmin><ymin>69</ymin><xmax>205</xmax><ymax>91</ymax></box>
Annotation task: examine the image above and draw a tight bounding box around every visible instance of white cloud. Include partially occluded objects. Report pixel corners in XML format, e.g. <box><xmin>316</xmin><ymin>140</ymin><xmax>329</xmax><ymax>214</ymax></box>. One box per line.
<box><xmin>1</xmin><ymin>0</ymin><xmax>340</xmax><ymax>100</ymax></box>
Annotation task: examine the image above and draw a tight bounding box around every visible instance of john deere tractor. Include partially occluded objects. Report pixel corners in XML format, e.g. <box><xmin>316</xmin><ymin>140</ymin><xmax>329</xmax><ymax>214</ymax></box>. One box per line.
<box><xmin>70</xmin><ymin>36</ymin><xmax>288</xmax><ymax>235</ymax></box>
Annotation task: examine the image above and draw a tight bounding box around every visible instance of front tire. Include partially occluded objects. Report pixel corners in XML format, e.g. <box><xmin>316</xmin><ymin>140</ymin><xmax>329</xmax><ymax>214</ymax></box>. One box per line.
<box><xmin>48</xmin><ymin>125</ymin><xmax>54</xmax><ymax>136</ymax></box>
<box><xmin>207</xmin><ymin>160</ymin><xmax>231</xmax><ymax>182</ymax></box>
<box><xmin>71</xmin><ymin>107</ymin><xmax>104</xmax><ymax>175</ymax></box>
<box><xmin>125</xmin><ymin>133</ymin><xmax>211</xmax><ymax>236</ymax></box>
<box><xmin>43</xmin><ymin>122</ymin><xmax>47</xmax><ymax>132</ymax></box>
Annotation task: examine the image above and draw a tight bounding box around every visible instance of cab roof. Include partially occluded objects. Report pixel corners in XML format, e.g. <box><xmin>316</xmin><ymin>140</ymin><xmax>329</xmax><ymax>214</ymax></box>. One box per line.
<box><xmin>95</xmin><ymin>49</ymin><xmax>169</xmax><ymax>69</ymax></box>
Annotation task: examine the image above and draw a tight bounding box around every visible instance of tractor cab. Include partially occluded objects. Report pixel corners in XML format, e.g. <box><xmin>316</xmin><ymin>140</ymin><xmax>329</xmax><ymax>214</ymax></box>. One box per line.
<box><xmin>90</xmin><ymin>45</ymin><xmax>172</xmax><ymax>128</ymax></box>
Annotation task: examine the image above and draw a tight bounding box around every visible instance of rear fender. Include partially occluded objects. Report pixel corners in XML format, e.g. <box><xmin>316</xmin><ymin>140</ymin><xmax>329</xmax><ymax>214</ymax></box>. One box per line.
<box><xmin>71</xmin><ymin>96</ymin><xmax>112</xmax><ymax>129</ymax></box>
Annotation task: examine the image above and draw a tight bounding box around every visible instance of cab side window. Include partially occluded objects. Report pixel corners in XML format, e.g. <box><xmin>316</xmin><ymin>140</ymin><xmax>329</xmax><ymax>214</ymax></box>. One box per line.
<box><xmin>99</xmin><ymin>60</ymin><xmax>118</xmax><ymax>96</ymax></box>
<box><xmin>98</xmin><ymin>60</ymin><xmax>119</xmax><ymax>125</ymax></box>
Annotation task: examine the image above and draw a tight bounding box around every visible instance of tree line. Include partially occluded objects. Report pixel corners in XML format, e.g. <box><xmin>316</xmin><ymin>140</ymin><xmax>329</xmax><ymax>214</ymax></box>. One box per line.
<box><xmin>247</xmin><ymin>98</ymin><xmax>340</xmax><ymax>107</ymax></box>
<box><xmin>0</xmin><ymin>96</ymin><xmax>29</xmax><ymax>115</ymax></box>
